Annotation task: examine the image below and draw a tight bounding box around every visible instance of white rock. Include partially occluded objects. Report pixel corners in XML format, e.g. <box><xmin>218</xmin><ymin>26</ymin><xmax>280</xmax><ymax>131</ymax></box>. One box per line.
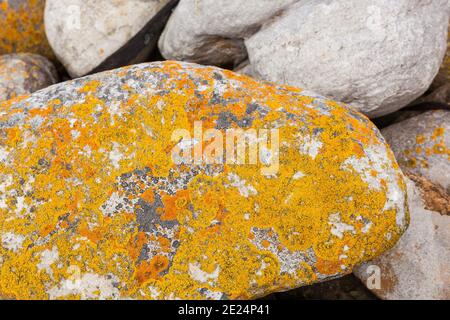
<box><xmin>159</xmin><ymin>0</ymin><xmax>297</xmax><ymax>67</ymax></box>
<box><xmin>354</xmin><ymin>178</ymin><xmax>449</xmax><ymax>300</ymax></box>
<box><xmin>45</xmin><ymin>0</ymin><xmax>172</xmax><ymax>78</ymax></box>
<box><xmin>159</xmin><ymin>0</ymin><xmax>449</xmax><ymax>117</ymax></box>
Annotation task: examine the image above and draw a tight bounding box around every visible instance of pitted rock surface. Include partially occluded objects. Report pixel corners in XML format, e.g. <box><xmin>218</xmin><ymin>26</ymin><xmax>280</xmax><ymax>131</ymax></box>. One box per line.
<box><xmin>0</xmin><ymin>61</ymin><xmax>408</xmax><ymax>299</ymax></box>
<box><xmin>0</xmin><ymin>53</ymin><xmax>58</xmax><ymax>102</ymax></box>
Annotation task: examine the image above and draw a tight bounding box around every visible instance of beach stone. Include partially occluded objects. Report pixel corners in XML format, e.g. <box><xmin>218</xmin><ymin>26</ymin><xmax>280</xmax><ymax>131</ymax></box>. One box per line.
<box><xmin>159</xmin><ymin>0</ymin><xmax>449</xmax><ymax>118</ymax></box>
<box><xmin>0</xmin><ymin>61</ymin><xmax>408</xmax><ymax>300</ymax></box>
<box><xmin>381</xmin><ymin>110</ymin><xmax>449</xmax><ymax>191</ymax></box>
<box><xmin>45</xmin><ymin>0</ymin><xmax>177</xmax><ymax>78</ymax></box>
<box><xmin>0</xmin><ymin>0</ymin><xmax>53</xmax><ymax>59</ymax></box>
<box><xmin>355</xmin><ymin>177</ymin><xmax>449</xmax><ymax>300</ymax></box>
<box><xmin>0</xmin><ymin>53</ymin><xmax>58</xmax><ymax>102</ymax></box>
<box><xmin>159</xmin><ymin>0</ymin><xmax>297</xmax><ymax>68</ymax></box>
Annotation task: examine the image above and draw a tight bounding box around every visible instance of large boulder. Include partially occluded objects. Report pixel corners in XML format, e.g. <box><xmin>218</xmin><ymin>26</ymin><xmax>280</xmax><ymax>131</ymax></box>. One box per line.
<box><xmin>0</xmin><ymin>53</ymin><xmax>58</xmax><ymax>102</ymax></box>
<box><xmin>159</xmin><ymin>0</ymin><xmax>449</xmax><ymax>118</ymax></box>
<box><xmin>355</xmin><ymin>177</ymin><xmax>449</xmax><ymax>300</ymax></box>
<box><xmin>45</xmin><ymin>0</ymin><xmax>178</xmax><ymax>78</ymax></box>
<box><xmin>0</xmin><ymin>61</ymin><xmax>408</xmax><ymax>300</ymax></box>
<box><xmin>381</xmin><ymin>110</ymin><xmax>449</xmax><ymax>191</ymax></box>
<box><xmin>0</xmin><ymin>0</ymin><xmax>53</xmax><ymax>59</ymax></box>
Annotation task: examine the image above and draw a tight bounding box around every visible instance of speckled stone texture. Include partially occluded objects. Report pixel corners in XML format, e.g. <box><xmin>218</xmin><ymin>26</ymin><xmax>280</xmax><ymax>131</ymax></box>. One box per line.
<box><xmin>0</xmin><ymin>53</ymin><xmax>58</xmax><ymax>102</ymax></box>
<box><xmin>159</xmin><ymin>0</ymin><xmax>449</xmax><ymax>118</ymax></box>
<box><xmin>381</xmin><ymin>110</ymin><xmax>449</xmax><ymax>192</ymax></box>
<box><xmin>355</xmin><ymin>178</ymin><xmax>449</xmax><ymax>300</ymax></box>
<box><xmin>45</xmin><ymin>0</ymin><xmax>172</xmax><ymax>78</ymax></box>
<box><xmin>0</xmin><ymin>0</ymin><xmax>53</xmax><ymax>59</ymax></box>
<box><xmin>0</xmin><ymin>61</ymin><xmax>408</xmax><ymax>300</ymax></box>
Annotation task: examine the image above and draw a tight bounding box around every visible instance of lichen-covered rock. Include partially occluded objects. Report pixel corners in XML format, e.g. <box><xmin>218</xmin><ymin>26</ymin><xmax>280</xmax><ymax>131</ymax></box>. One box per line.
<box><xmin>381</xmin><ymin>110</ymin><xmax>449</xmax><ymax>191</ymax></box>
<box><xmin>45</xmin><ymin>0</ymin><xmax>177</xmax><ymax>78</ymax></box>
<box><xmin>0</xmin><ymin>0</ymin><xmax>53</xmax><ymax>59</ymax></box>
<box><xmin>159</xmin><ymin>0</ymin><xmax>448</xmax><ymax>118</ymax></box>
<box><xmin>355</xmin><ymin>177</ymin><xmax>449</xmax><ymax>300</ymax></box>
<box><xmin>0</xmin><ymin>61</ymin><xmax>408</xmax><ymax>300</ymax></box>
<box><xmin>0</xmin><ymin>53</ymin><xmax>58</xmax><ymax>102</ymax></box>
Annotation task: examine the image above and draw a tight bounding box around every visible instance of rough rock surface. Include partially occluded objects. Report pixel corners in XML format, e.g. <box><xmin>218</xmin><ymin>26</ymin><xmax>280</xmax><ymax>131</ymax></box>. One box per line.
<box><xmin>0</xmin><ymin>61</ymin><xmax>408</xmax><ymax>300</ymax></box>
<box><xmin>381</xmin><ymin>110</ymin><xmax>449</xmax><ymax>191</ymax></box>
<box><xmin>355</xmin><ymin>178</ymin><xmax>449</xmax><ymax>300</ymax></box>
<box><xmin>45</xmin><ymin>0</ymin><xmax>173</xmax><ymax>78</ymax></box>
<box><xmin>159</xmin><ymin>0</ymin><xmax>449</xmax><ymax>118</ymax></box>
<box><xmin>0</xmin><ymin>0</ymin><xmax>53</xmax><ymax>59</ymax></box>
<box><xmin>0</xmin><ymin>53</ymin><xmax>58</xmax><ymax>102</ymax></box>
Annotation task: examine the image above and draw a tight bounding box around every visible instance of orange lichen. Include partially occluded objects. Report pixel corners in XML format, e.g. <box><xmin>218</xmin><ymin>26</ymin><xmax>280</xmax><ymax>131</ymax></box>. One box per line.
<box><xmin>0</xmin><ymin>0</ymin><xmax>53</xmax><ymax>58</ymax></box>
<box><xmin>315</xmin><ymin>258</ymin><xmax>342</xmax><ymax>276</ymax></box>
<box><xmin>78</xmin><ymin>80</ymin><xmax>101</xmax><ymax>94</ymax></box>
<box><xmin>400</xmin><ymin>124</ymin><xmax>449</xmax><ymax>170</ymax></box>
<box><xmin>432</xmin><ymin>127</ymin><xmax>445</xmax><ymax>140</ymax></box>
<box><xmin>261</xmin><ymin>240</ymin><xmax>271</xmax><ymax>248</ymax></box>
<box><xmin>135</xmin><ymin>255</ymin><xmax>170</xmax><ymax>284</ymax></box>
<box><xmin>416</xmin><ymin>134</ymin><xmax>426</xmax><ymax>144</ymax></box>
<box><xmin>161</xmin><ymin>190</ymin><xmax>190</xmax><ymax>221</ymax></box>
<box><xmin>140</xmin><ymin>189</ymin><xmax>155</xmax><ymax>203</ymax></box>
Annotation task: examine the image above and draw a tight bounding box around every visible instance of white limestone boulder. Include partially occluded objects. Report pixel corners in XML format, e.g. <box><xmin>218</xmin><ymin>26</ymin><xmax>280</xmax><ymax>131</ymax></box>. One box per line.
<box><xmin>159</xmin><ymin>0</ymin><xmax>449</xmax><ymax>118</ymax></box>
<box><xmin>159</xmin><ymin>0</ymin><xmax>297</xmax><ymax>68</ymax></box>
<box><xmin>45</xmin><ymin>0</ymin><xmax>176</xmax><ymax>78</ymax></box>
